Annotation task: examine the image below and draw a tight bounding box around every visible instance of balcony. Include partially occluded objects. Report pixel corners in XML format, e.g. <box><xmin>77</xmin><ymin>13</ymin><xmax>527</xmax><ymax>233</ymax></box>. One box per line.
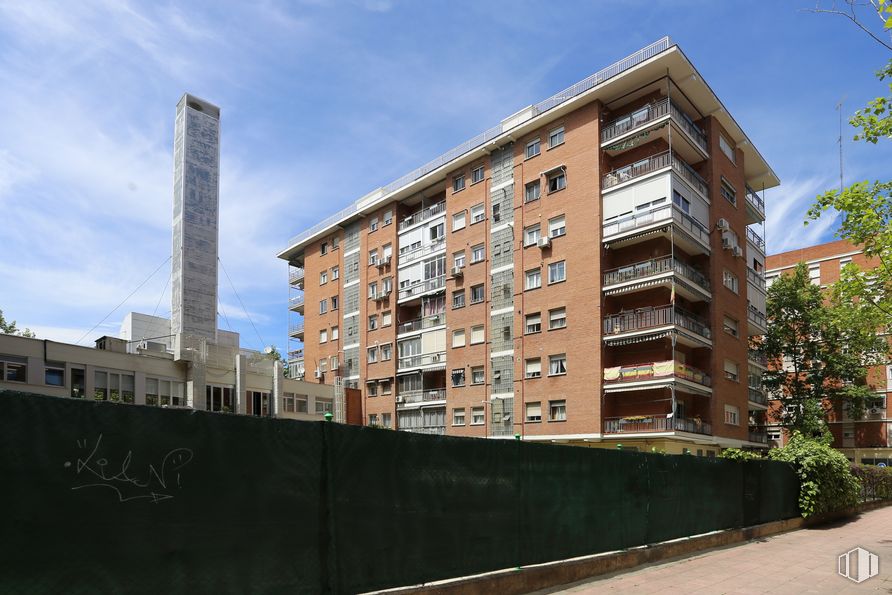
<box><xmin>747</xmin><ymin>304</ymin><xmax>767</xmax><ymax>335</ymax></box>
<box><xmin>746</xmin><ymin>267</ymin><xmax>766</xmax><ymax>293</ymax></box>
<box><xmin>603</xmin><ymin>304</ymin><xmax>711</xmax><ymax>346</ymax></box>
<box><xmin>602</xmin><ymin>203</ymin><xmax>711</xmax><ymax>254</ymax></box>
<box><xmin>397</xmin><ymin>388</ymin><xmax>447</xmax><ymax>410</ymax></box>
<box><xmin>602</xmin><ymin>255</ymin><xmax>710</xmax><ymax>299</ymax></box>
<box><xmin>399</xmin><ymin>237</ymin><xmax>446</xmax><ymax>266</ymax></box>
<box><xmin>603</xmin><ymin>151</ymin><xmax>709</xmax><ymax>199</ymax></box>
<box><xmin>603</xmin><ymin>360</ymin><xmax>712</xmax><ymax>392</ymax></box>
<box><xmin>288</xmin><ymin>347</ymin><xmax>304</xmax><ymax>362</ymax></box>
<box><xmin>399</xmin><ymin>201</ymin><xmax>445</xmax><ymax>231</ymax></box>
<box><xmin>745</xmin><ymin>185</ymin><xmax>765</xmax><ymax>224</ymax></box>
<box><xmin>748</xmin><ymin>386</ymin><xmax>768</xmax><ymax>408</ymax></box>
<box><xmin>289</xmin><ymin>267</ymin><xmax>305</xmax><ymax>287</ymax></box>
<box><xmin>288</xmin><ymin>320</ymin><xmax>305</xmax><ymax>339</ymax></box>
<box><xmin>397</xmin><ymin>351</ymin><xmax>446</xmax><ymax>372</ymax></box>
<box><xmin>746</xmin><ymin>227</ymin><xmax>765</xmax><ymax>254</ymax></box>
<box><xmin>397</xmin><ymin>312</ymin><xmax>446</xmax><ymax>336</ymax></box>
<box><xmin>398</xmin><ymin>275</ymin><xmax>446</xmax><ymax>303</ymax></box>
<box><xmin>748</xmin><ymin>350</ymin><xmax>768</xmax><ymax>369</ymax></box>
<box><xmin>604</xmin><ymin>416</ymin><xmax>712</xmax><ymax>436</ymax></box>
<box><xmin>404</xmin><ymin>426</ymin><xmax>447</xmax><ymax>436</ymax></box>
<box><xmin>748</xmin><ymin>427</ymin><xmax>769</xmax><ymax>445</ymax></box>
<box><xmin>288</xmin><ymin>294</ymin><xmax>305</xmax><ymax>313</ymax></box>
<box><xmin>601</xmin><ymin>97</ymin><xmax>708</xmax><ymax>161</ymax></box>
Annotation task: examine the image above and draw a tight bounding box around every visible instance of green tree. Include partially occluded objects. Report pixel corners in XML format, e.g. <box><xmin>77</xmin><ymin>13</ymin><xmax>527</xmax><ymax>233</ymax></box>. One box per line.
<box><xmin>760</xmin><ymin>264</ymin><xmax>887</xmax><ymax>436</ymax></box>
<box><xmin>0</xmin><ymin>309</ymin><xmax>35</xmax><ymax>338</ymax></box>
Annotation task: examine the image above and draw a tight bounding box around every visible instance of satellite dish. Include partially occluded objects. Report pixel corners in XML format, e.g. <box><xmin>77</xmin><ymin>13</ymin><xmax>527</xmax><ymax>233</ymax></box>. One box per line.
<box><xmin>263</xmin><ymin>346</ymin><xmax>274</xmax><ymax>355</ymax></box>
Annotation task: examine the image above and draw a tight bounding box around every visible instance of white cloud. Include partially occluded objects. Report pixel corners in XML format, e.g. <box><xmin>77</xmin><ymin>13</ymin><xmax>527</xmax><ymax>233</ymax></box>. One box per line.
<box><xmin>764</xmin><ymin>174</ymin><xmax>840</xmax><ymax>254</ymax></box>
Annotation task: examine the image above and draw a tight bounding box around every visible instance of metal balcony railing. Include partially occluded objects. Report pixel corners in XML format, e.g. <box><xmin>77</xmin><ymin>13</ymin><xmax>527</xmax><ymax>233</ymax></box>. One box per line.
<box><xmin>603</xmin><ymin>360</ymin><xmax>712</xmax><ymax>387</ymax></box>
<box><xmin>397</xmin><ymin>351</ymin><xmax>446</xmax><ymax>371</ymax></box>
<box><xmin>288</xmin><ymin>321</ymin><xmax>305</xmax><ymax>336</ymax></box>
<box><xmin>749</xmin><ymin>350</ymin><xmax>768</xmax><ymax>367</ymax></box>
<box><xmin>746</xmin><ymin>267</ymin><xmax>766</xmax><ymax>291</ymax></box>
<box><xmin>601</xmin><ymin>97</ymin><xmax>707</xmax><ymax>152</ymax></box>
<box><xmin>289</xmin><ymin>267</ymin><xmax>305</xmax><ymax>285</ymax></box>
<box><xmin>603</xmin><ymin>304</ymin><xmax>711</xmax><ymax>340</ymax></box>
<box><xmin>602</xmin><ymin>151</ymin><xmax>709</xmax><ymax>199</ymax></box>
<box><xmin>746</xmin><ymin>227</ymin><xmax>765</xmax><ymax>252</ymax></box>
<box><xmin>748</xmin><ymin>304</ymin><xmax>767</xmax><ymax>329</ymax></box>
<box><xmin>398</xmin><ymin>276</ymin><xmax>446</xmax><ymax>301</ymax></box>
<box><xmin>403</xmin><ymin>426</ymin><xmax>447</xmax><ymax>436</ymax></box>
<box><xmin>603</xmin><ymin>255</ymin><xmax>710</xmax><ymax>291</ymax></box>
<box><xmin>604</xmin><ymin>416</ymin><xmax>712</xmax><ymax>436</ymax></box>
<box><xmin>398</xmin><ymin>237</ymin><xmax>445</xmax><ymax>266</ymax></box>
<box><xmin>398</xmin><ymin>388</ymin><xmax>447</xmax><ymax>406</ymax></box>
<box><xmin>399</xmin><ymin>201</ymin><xmax>446</xmax><ymax>231</ymax></box>
<box><xmin>397</xmin><ymin>313</ymin><xmax>446</xmax><ymax>335</ymax></box>
<box><xmin>288</xmin><ymin>348</ymin><xmax>304</xmax><ymax>362</ymax></box>
<box><xmin>603</xmin><ymin>203</ymin><xmax>710</xmax><ymax>247</ymax></box>
<box><xmin>745</xmin><ymin>185</ymin><xmax>765</xmax><ymax>218</ymax></box>
<box><xmin>748</xmin><ymin>428</ymin><xmax>769</xmax><ymax>444</ymax></box>
<box><xmin>748</xmin><ymin>386</ymin><xmax>768</xmax><ymax>406</ymax></box>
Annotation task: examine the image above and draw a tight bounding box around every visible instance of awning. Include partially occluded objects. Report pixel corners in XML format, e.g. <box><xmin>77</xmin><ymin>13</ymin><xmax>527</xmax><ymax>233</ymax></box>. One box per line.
<box><xmin>603</xmin><ymin>330</ymin><xmax>673</xmax><ymax>346</ymax></box>
<box><xmin>604</xmin><ymin>383</ymin><xmax>670</xmax><ymax>394</ymax></box>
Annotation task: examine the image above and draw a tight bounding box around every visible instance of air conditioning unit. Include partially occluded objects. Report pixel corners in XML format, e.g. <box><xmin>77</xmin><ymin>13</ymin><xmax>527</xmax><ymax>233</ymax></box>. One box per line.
<box><xmin>870</xmin><ymin>407</ymin><xmax>883</xmax><ymax>416</ymax></box>
<box><xmin>721</xmin><ymin>236</ymin><xmax>733</xmax><ymax>250</ymax></box>
<box><xmin>537</xmin><ymin>236</ymin><xmax>551</xmax><ymax>248</ymax></box>
<box><xmin>716</xmin><ymin>218</ymin><xmax>730</xmax><ymax>231</ymax></box>
<box><xmin>395</xmin><ymin>396</ymin><xmax>404</xmax><ymax>403</ymax></box>
<box><xmin>733</xmin><ymin>246</ymin><xmax>744</xmax><ymax>258</ymax></box>
<box><xmin>314</xmin><ymin>368</ymin><xmax>323</xmax><ymax>379</ymax></box>
<box><xmin>377</xmin><ymin>256</ymin><xmax>392</xmax><ymax>267</ymax></box>
<box><xmin>431</xmin><ymin>353</ymin><xmax>441</xmax><ymax>362</ymax></box>
<box><xmin>451</xmin><ymin>266</ymin><xmax>464</xmax><ymax>277</ymax></box>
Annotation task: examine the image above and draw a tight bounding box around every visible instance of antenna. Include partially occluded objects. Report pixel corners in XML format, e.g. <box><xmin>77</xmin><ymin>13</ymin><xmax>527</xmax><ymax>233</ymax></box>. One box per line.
<box><xmin>836</xmin><ymin>97</ymin><xmax>846</xmax><ymax>193</ymax></box>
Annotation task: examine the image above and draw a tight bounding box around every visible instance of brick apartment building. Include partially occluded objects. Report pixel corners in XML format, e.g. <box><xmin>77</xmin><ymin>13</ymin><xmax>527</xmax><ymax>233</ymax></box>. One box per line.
<box><xmin>278</xmin><ymin>37</ymin><xmax>779</xmax><ymax>454</ymax></box>
<box><xmin>765</xmin><ymin>239</ymin><xmax>892</xmax><ymax>463</ymax></box>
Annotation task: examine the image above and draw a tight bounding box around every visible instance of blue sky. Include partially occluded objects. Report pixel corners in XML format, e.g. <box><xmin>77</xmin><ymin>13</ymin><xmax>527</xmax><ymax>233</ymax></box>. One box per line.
<box><xmin>1</xmin><ymin>0</ymin><xmax>889</xmax><ymax>353</ymax></box>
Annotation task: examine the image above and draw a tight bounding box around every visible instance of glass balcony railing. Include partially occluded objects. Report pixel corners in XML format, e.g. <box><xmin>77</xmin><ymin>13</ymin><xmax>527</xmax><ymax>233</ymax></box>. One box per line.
<box><xmin>603</xmin><ymin>360</ymin><xmax>712</xmax><ymax>387</ymax></box>
<box><xmin>603</xmin><ymin>304</ymin><xmax>711</xmax><ymax>340</ymax></box>
<box><xmin>288</xmin><ymin>295</ymin><xmax>305</xmax><ymax>310</ymax></box>
<box><xmin>399</xmin><ymin>201</ymin><xmax>446</xmax><ymax>231</ymax></box>
<box><xmin>602</xmin><ymin>151</ymin><xmax>709</xmax><ymax>198</ymax></box>
<box><xmin>603</xmin><ymin>255</ymin><xmax>710</xmax><ymax>291</ymax></box>
<box><xmin>397</xmin><ymin>313</ymin><xmax>446</xmax><ymax>335</ymax></box>
<box><xmin>601</xmin><ymin>97</ymin><xmax>708</xmax><ymax>153</ymax></box>
<box><xmin>289</xmin><ymin>267</ymin><xmax>305</xmax><ymax>285</ymax></box>
<box><xmin>288</xmin><ymin>321</ymin><xmax>305</xmax><ymax>337</ymax></box>
<box><xmin>603</xmin><ymin>203</ymin><xmax>710</xmax><ymax>247</ymax></box>
<box><xmin>604</xmin><ymin>416</ymin><xmax>712</xmax><ymax>436</ymax></box>
<box><xmin>397</xmin><ymin>351</ymin><xmax>446</xmax><ymax>371</ymax></box>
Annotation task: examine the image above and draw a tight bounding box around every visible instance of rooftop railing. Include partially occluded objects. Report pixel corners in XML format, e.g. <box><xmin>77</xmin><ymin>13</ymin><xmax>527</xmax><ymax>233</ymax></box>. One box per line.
<box><xmin>603</xmin><ymin>360</ymin><xmax>712</xmax><ymax>387</ymax></box>
<box><xmin>399</xmin><ymin>201</ymin><xmax>446</xmax><ymax>231</ymax></box>
<box><xmin>603</xmin><ymin>203</ymin><xmax>710</xmax><ymax>246</ymax></box>
<box><xmin>601</xmin><ymin>97</ymin><xmax>707</xmax><ymax>152</ymax></box>
<box><xmin>603</xmin><ymin>304</ymin><xmax>711</xmax><ymax>340</ymax></box>
<box><xmin>746</xmin><ymin>227</ymin><xmax>765</xmax><ymax>252</ymax></box>
<box><xmin>604</xmin><ymin>416</ymin><xmax>712</xmax><ymax>436</ymax></box>
<box><xmin>397</xmin><ymin>312</ymin><xmax>446</xmax><ymax>335</ymax></box>
<box><xmin>284</xmin><ymin>38</ymin><xmax>673</xmax><ymax>251</ymax></box>
<box><xmin>603</xmin><ymin>255</ymin><xmax>710</xmax><ymax>291</ymax></box>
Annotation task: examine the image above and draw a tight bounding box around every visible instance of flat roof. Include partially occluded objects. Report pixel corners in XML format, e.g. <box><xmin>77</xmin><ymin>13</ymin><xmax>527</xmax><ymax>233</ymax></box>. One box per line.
<box><xmin>278</xmin><ymin>37</ymin><xmax>780</xmax><ymax>261</ymax></box>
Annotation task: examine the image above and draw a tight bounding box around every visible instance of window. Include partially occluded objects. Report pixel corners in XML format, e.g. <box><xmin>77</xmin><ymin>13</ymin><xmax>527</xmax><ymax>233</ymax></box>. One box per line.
<box><xmin>368</xmin><ymin>315</ymin><xmax>378</xmax><ymax>330</ymax></box>
<box><xmin>452</xmin><ymin>289</ymin><xmax>465</xmax><ymax>309</ymax></box>
<box><xmin>368</xmin><ymin>413</ymin><xmax>378</xmax><ymax>426</ymax></box>
<box><xmin>451</xmin><ymin>368</ymin><xmax>466</xmax><ymax>387</ymax></box>
<box><xmin>471</xmin><ymin>366</ymin><xmax>485</xmax><ymax>385</ymax></box>
<box><xmin>548</xmin><ymin>261</ymin><xmax>566</xmax><ymax>284</ymax></box>
<box><xmin>525</xmin><ymin>402</ymin><xmax>542</xmax><ymax>423</ymax></box>
<box><xmin>491</xmin><ymin>203</ymin><xmax>501</xmax><ymax>223</ymax></box>
<box><xmin>471</xmin><ymin>165</ymin><xmax>484</xmax><ymax>184</ymax></box>
<box><xmin>320</xmin><ymin>271</ymin><xmax>327</xmax><ymax>285</ymax></box>
<box><xmin>548</xmin><ymin>126</ymin><xmax>565</xmax><ymax>148</ymax></box>
<box><xmin>839</xmin><ymin>257</ymin><xmax>852</xmax><ymax>270</ymax></box>
<box><xmin>453</xmin><ymin>174</ymin><xmax>465</xmax><ymax>192</ymax></box>
<box><xmin>723</xmin><ymin>270</ymin><xmax>739</xmax><ymax>294</ymax></box>
<box><xmin>525</xmin><ymin>138</ymin><xmax>541</xmax><ymax>159</ymax></box>
<box><xmin>724</xmin><ymin>359</ymin><xmax>740</xmax><ymax>382</ymax></box>
<box><xmin>321</xmin><ymin>241</ymin><xmax>328</xmax><ymax>255</ymax></box>
<box><xmin>452</xmin><ymin>408</ymin><xmax>466</xmax><ymax>426</ymax></box>
<box><xmin>471</xmin><ymin>203</ymin><xmax>485</xmax><ymax>224</ymax></box>
<box><xmin>146</xmin><ymin>378</ymin><xmax>185</xmax><ymax>407</ymax></box>
<box><xmin>380</xmin><ymin>343</ymin><xmax>392</xmax><ymax>361</ymax></box>
<box><xmin>331</xmin><ymin>296</ymin><xmax>339</xmax><ymax>310</ymax></box>
<box><xmin>331</xmin><ymin>266</ymin><xmax>339</xmax><ymax>280</ymax></box>
<box><xmin>525</xmin><ymin>268</ymin><xmax>542</xmax><ymax>290</ymax></box>
<box><xmin>93</xmin><ymin>371</ymin><xmax>134</xmax><ymax>403</ymax></box>
<box><xmin>382</xmin><ymin>243</ymin><xmax>393</xmax><ymax>260</ymax></box>
<box><xmin>448</xmin><ymin>252</ymin><xmax>464</xmax><ymax>271</ymax></box>
<box><xmin>723</xmin><ymin>316</ymin><xmax>739</xmax><ymax>338</ymax></box>
<box><xmin>319</xmin><ymin>299</ymin><xmax>328</xmax><ymax>314</ymax></box>
<box><xmin>331</xmin><ymin>326</ymin><xmax>339</xmax><ymax>340</ymax></box>
<box><xmin>382</xmin><ymin>277</ymin><xmax>393</xmax><ymax>294</ymax></box>
<box><xmin>330</xmin><ymin>355</ymin><xmax>339</xmax><ymax>370</ymax></box>
<box><xmin>331</xmin><ymin>236</ymin><xmax>339</xmax><ymax>249</ymax></box>
<box><xmin>45</xmin><ymin>362</ymin><xmax>65</xmax><ymax>387</ymax></box>
<box><xmin>548</xmin><ymin>307</ymin><xmax>567</xmax><ymax>330</ymax></box>
<box><xmin>525</xmin><ymin>181</ymin><xmax>541</xmax><ymax>203</ymax></box>
<box><xmin>809</xmin><ymin>265</ymin><xmax>820</xmax><ymax>285</ymax></box>
<box><xmin>316</xmin><ymin>398</ymin><xmax>333</xmax><ymax>414</ymax></box>
<box><xmin>549</xmin><ymin>353</ymin><xmax>567</xmax><ymax>376</ymax></box>
<box><xmin>549</xmin><ymin>399</ymin><xmax>567</xmax><ymax>421</ymax></box>
<box><xmin>381</xmin><ymin>311</ymin><xmax>392</xmax><ymax>326</ymax></box>
<box><xmin>471</xmin><ymin>406</ymin><xmax>485</xmax><ymax>425</ymax></box>
<box><xmin>295</xmin><ymin>395</ymin><xmax>308</xmax><ymax>413</ymax></box>
<box><xmin>673</xmin><ymin>190</ymin><xmax>690</xmax><ymax>214</ymax></box>
<box><xmin>452</xmin><ymin>211</ymin><xmax>466</xmax><ymax>231</ymax></box>
<box><xmin>367</xmin><ymin>347</ymin><xmax>378</xmax><ymax>363</ymax></box>
<box><xmin>381</xmin><ymin>381</ymin><xmax>392</xmax><ymax>396</ymax></box>
<box><xmin>525</xmin><ymin>358</ymin><xmax>542</xmax><ymax>379</ymax></box>
<box><xmin>369</xmin><ymin>216</ymin><xmax>379</xmax><ymax>232</ymax></box>
<box><xmin>525</xmin><ymin>313</ymin><xmax>541</xmax><ymax>334</ymax></box>
<box><xmin>470</xmin><ymin>284</ymin><xmax>485</xmax><ymax>304</ymax></box>
<box><xmin>383</xmin><ymin>209</ymin><xmax>393</xmax><ymax>226</ymax></box>
<box><xmin>368</xmin><ymin>282</ymin><xmax>377</xmax><ymax>299</ymax></box>
<box><xmin>449</xmin><ymin>328</ymin><xmax>466</xmax><ymax>349</ymax></box>
<box><xmin>524</xmin><ymin>224</ymin><xmax>541</xmax><ymax>246</ymax></box>
<box><xmin>719</xmin><ymin>134</ymin><xmax>735</xmax><ymax>164</ymax></box>
<box><xmin>319</xmin><ymin>329</ymin><xmax>328</xmax><ymax>343</ymax></box>
<box><xmin>471</xmin><ymin>244</ymin><xmax>485</xmax><ymax>263</ymax></box>
<box><xmin>720</xmin><ymin>178</ymin><xmax>736</xmax><ymax>206</ymax></box>
<box><xmin>548</xmin><ymin>215</ymin><xmax>566</xmax><ymax>238</ymax></box>
<box><xmin>470</xmin><ymin>325</ymin><xmax>485</xmax><ymax>344</ymax></box>
<box><xmin>368</xmin><ymin>250</ymin><xmax>378</xmax><ymax>266</ymax></box>
<box><xmin>724</xmin><ymin>404</ymin><xmax>740</xmax><ymax>425</ymax></box>
<box><xmin>548</xmin><ymin>171</ymin><xmax>566</xmax><ymax>193</ymax></box>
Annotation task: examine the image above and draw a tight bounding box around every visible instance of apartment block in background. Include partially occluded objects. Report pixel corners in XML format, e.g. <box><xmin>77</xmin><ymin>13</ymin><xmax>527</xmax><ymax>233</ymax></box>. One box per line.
<box><xmin>765</xmin><ymin>239</ymin><xmax>891</xmax><ymax>463</ymax></box>
<box><xmin>280</xmin><ymin>38</ymin><xmax>779</xmax><ymax>453</ymax></box>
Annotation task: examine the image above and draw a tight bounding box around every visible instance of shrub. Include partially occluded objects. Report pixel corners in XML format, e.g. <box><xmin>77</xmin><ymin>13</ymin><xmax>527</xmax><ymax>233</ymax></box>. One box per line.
<box><xmin>719</xmin><ymin>448</ymin><xmax>762</xmax><ymax>461</ymax></box>
<box><xmin>850</xmin><ymin>464</ymin><xmax>892</xmax><ymax>501</ymax></box>
<box><xmin>768</xmin><ymin>431</ymin><xmax>861</xmax><ymax>517</ymax></box>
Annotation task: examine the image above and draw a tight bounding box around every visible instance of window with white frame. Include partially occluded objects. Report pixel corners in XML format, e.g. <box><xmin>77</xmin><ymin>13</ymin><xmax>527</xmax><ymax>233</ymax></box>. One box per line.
<box><xmin>452</xmin><ymin>328</ymin><xmax>466</xmax><ymax>348</ymax></box>
<box><xmin>525</xmin><ymin>181</ymin><xmax>541</xmax><ymax>203</ymax></box>
<box><xmin>525</xmin><ymin>138</ymin><xmax>541</xmax><ymax>159</ymax></box>
<box><xmin>320</xmin><ymin>271</ymin><xmax>327</xmax><ymax>285</ymax></box>
<box><xmin>548</xmin><ymin>261</ymin><xmax>566</xmax><ymax>284</ymax></box>
<box><xmin>368</xmin><ymin>282</ymin><xmax>377</xmax><ymax>298</ymax></box>
<box><xmin>453</xmin><ymin>251</ymin><xmax>465</xmax><ymax>268</ymax></box>
<box><xmin>471</xmin><ymin>366</ymin><xmax>485</xmax><ymax>385</ymax></box>
<box><xmin>471</xmin><ymin>244</ymin><xmax>485</xmax><ymax>263</ymax></box>
<box><xmin>331</xmin><ymin>326</ymin><xmax>339</xmax><ymax>340</ymax></box>
<box><xmin>471</xmin><ymin>165</ymin><xmax>484</xmax><ymax>184</ymax></box>
<box><xmin>380</xmin><ymin>343</ymin><xmax>392</xmax><ymax>361</ymax></box>
<box><xmin>382</xmin><ymin>311</ymin><xmax>392</xmax><ymax>326</ymax></box>
<box><xmin>524</xmin><ymin>224</ymin><xmax>541</xmax><ymax>246</ymax></box>
<box><xmin>367</xmin><ymin>382</ymin><xmax>378</xmax><ymax>398</ymax></box>
<box><xmin>719</xmin><ymin>135</ymin><xmax>735</xmax><ymax>163</ymax></box>
<box><xmin>471</xmin><ymin>203</ymin><xmax>485</xmax><ymax>223</ymax></box>
<box><xmin>368</xmin><ymin>314</ymin><xmax>378</xmax><ymax>330</ymax></box>
<box><xmin>368</xmin><ymin>249</ymin><xmax>378</xmax><ymax>266</ymax></box>
<box><xmin>549</xmin><ymin>307</ymin><xmax>567</xmax><ymax>330</ymax></box>
<box><xmin>369</xmin><ymin>216</ymin><xmax>378</xmax><ymax>232</ymax></box>
<box><xmin>367</xmin><ymin>346</ymin><xmax>378</xmax><ymax>363</ymax></box>
<box><xmin>452</xmin><ymin>289</ymin><xmax>465</xmax><ymax>309</ymax></box>
<box><xmin>319</xmin><ymin>329</ymin><xmax>328</xmax><ymax>343</ymax></box>
<box><xmin>383</xmin><ymin>209</ymin><xmax>393</xmax><ymax>226</ymax></box>
<box><xmin>549</xmin><ymin>353</ymin><xmax>567</xmax><ymax>376</ymax></box>
<box><xmin>548</xmin><ymin>126</ymin><xmax>565</xmax><ymax>148</ymax></box>
<box><xmin>724</xmin><ymin>359</ymin><xmax>740</xmax><ymax>382</ymax></box>
<box><xmin>549</xmin><ymin>399</ymin><xmax>567</xmax><ymax>421</ymax></box>
<box><xmin>548</xmin><ymin>215</ymin><xmax>566</xmax><ymax>238</ymax></box>
<box><xmin>368</xmin><ymin>413</ymin><xmax>378</xmax><ymax>425</ymax></box>
<box><xmin>525</xmin><ymin>268</ymin><xmax>541</xmax><ymax>290</ymax></box>
<box><xmin>724</xmin><ymin>404</ymin><xmax>740</xmax><ymax>425</ymax></box>
<box><xmin>723</xmin><ymin>316</ymin><xmax>739</xmax><ymax>337</ymax></box>
<box><xmin>453</xmin><ymin>174</ymin><xmax>465</xmax><ymax>192</ymax></box>
<box><xmin>723</xmin><ymin>270</ymin><xmax>739</xmax><ymax>294</ymax></box>
<box><xmin>319</xmin><ymin>299</ymin><xmax>327</xmax><ymax>314</ymax></box>
<box><xmin>331</xmin><ymin>266</ymin><xmax>339</xmax><ymax>280</ymax></box>
<box><xmin>470</xmin><ymin>284</ymin><xmax>485</xmax><ymax>304</ymax></box>
<box><xmin>451</xmin><ymin>368</ymin><xmax>465</xmax><ymax>387</ymax></box>
<box><xmin>839</xmin><ymin>257</ymin><xmax>852</xmax><ymax>270</ymax></box>
<box><xmin>525</xmin><ymin>358</ymin><xmax>542</xmax><ymax>379</ymax></box>
<box><xmin>381</xmin><ymin>381</ymin><xmax>392</xmax><ymax>396</ymax></box>
<box><xmin>809</xmin><ymin>265</ymin><xmax>820</xmax><ymax>285</ymax></box>
<box><xmin>452</xmin><ymin>211</ymin><xmax>466</xmax><ymax>231</ymax></box>
<box><xmin>525</xmin><ymin>313</ymin><xmax>541</xmax><ymax>334</ymax></box>
<box><xmin>720</xmin><ymin>178</ymin><xmax>736</xmax><ymax>206</ymax></box>
<box><xmin>470</xmin><ymin>325</ymin><xmax>485</xmax><ymax>344</ymax></box>
<box><xmin>453</xmin><ymin>408</ymin><xmax>466</xmax><ymax>426</ymax></box>
<box><xmin>525</xmin><ymin>402</ymin><xmax>542</xmax><ymax>422</ymax></box>
<box><xmin>548</xmin><ymin>170</ymin><xmax>566</xmax><ymax>193</ymax></box>
<box><xmin>471</xmin><ymin>406</ymin><xmax>484</xmax><ymax>425</ymax></box>
<box><xmin>382</xmin><ymin>243</ymin><xmax>393</xmax><ymax>259</ymax></box>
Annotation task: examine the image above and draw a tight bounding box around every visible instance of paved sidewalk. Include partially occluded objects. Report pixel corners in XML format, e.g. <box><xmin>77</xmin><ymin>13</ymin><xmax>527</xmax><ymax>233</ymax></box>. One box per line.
<box><xmin>544</xmin><ymin>506</ymin><xmax>892</xmax><ymax>594</ymax></box>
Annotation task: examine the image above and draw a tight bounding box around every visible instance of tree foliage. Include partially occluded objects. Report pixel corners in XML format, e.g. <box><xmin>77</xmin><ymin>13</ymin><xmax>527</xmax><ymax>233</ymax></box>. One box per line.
<box><xmin>0</xmin><ymin>309</ymin><xmax>35</xmax><ymax>338</ymax></box>
<box><xmin>760</xmin><ymin>263</ymin><xmax>887</xmax><ymax>435</ymax></box>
